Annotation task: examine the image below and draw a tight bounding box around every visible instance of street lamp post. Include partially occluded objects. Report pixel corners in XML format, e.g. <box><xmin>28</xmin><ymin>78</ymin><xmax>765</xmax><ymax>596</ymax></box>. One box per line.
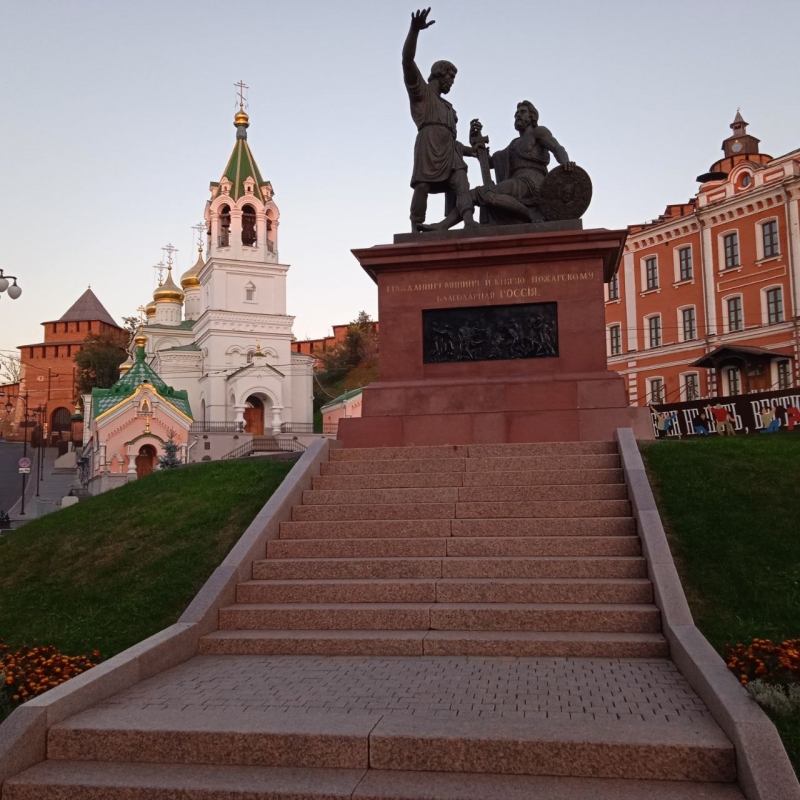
<box><xmin>0</xmin><ymin>269</ymin><xmax>23</xmax><ymax>300</ymax></box>
<box><xmin>4</xmin><ymin>393</ymin><xmax>35</xmax><ymax>516</ymax></box>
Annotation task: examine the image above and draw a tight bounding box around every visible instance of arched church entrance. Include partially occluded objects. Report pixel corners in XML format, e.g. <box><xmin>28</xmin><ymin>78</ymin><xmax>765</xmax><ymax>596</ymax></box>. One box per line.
<box><xmin>135</xmin><ymin>444</ymin><xmax>157</xmax><ymax>478</ymax></box>
<box><xmin>243</xmin><ymin>395</ymin><xmax>265</xmax><ymax>435</ymax></box>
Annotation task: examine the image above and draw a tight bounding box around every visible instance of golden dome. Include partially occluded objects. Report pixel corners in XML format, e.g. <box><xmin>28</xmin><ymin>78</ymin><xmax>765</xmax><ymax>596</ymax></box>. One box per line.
<box><xmin>119</xmin><ymin>360</ymin><xmax>133</xmax><ymax>375</ymax></box>
<box><xmin>234</xmin><ymin>108</ymin><xmax>250</xmax><ymax>128</ymax></box>
<box><xmin>134</xmin><ymin>332</ymin><xmax>147</xmax><ymax>348</ymax></box>
<box><xmin>153</xmin><ymin>267</ymin><xmax>185</xmax><ymax>304</ymax></box>
<box><xmin>180</xmin><ymin>247</ymin><xmax>204</xmax><ymax>290</ymax></box>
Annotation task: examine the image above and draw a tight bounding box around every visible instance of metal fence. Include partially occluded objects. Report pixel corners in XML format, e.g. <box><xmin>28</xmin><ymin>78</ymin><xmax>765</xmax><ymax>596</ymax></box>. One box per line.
<box><xmin>280</xmin><ymin>422</ymin><xmax>339</xmax><ymax>435</ymax></box>
<box><xmin>190</xmin><ymin>422</ymin><xmax>242</xmax><ymax>433</ymax></box>
<box><xmin>221</xmin><ymin>436</ymin><xmax>306</xmax><ymax>460</ymax></box>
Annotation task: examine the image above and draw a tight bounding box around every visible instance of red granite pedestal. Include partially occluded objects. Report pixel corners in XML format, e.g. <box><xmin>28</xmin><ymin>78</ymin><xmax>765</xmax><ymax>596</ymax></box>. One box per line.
<box><xmin>338</xmin><ymin>228</ymin><xmax>652</xmax><ymax>447</ymax></box>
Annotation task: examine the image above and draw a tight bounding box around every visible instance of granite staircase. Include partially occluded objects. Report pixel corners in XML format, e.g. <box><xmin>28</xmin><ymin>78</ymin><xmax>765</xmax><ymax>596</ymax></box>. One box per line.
<box><xmin>3</xmin><ymin>442</ymin><xmax>744</xmax><ymax>800</ymax></box>
<box><xmin>203</xmin><ymin>441</ymin><xmax>665</xmax><ymax>658</ymax></box>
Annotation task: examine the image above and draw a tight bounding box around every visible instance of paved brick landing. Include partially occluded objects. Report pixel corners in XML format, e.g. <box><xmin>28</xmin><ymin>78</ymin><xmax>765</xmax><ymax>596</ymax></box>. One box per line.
<box><xmin>95</xmin><ymin>655</ymin><xmax>711</xmax><ymax>723</ymax></box>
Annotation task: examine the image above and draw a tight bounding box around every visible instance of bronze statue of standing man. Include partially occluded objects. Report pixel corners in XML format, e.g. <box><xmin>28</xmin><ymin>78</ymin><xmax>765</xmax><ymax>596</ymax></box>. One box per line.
<box><xmin>402</xmin><ymin>8</ymin><xmax>476</xmax><ymax>231</ymax></box>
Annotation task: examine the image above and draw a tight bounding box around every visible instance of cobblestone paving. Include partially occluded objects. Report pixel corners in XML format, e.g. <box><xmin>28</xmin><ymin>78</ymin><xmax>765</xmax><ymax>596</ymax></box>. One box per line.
<box><xmin>100</xmin><ymin>655</ymin><xmax>711</xmax><ymax>723</ymax></box>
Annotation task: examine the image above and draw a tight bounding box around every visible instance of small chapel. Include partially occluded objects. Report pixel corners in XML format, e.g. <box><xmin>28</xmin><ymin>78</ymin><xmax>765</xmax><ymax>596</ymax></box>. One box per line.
<box><xmin>131</xmin><ymin>101</ymin><xmax>314</xmax><ymax>436</ymax></box>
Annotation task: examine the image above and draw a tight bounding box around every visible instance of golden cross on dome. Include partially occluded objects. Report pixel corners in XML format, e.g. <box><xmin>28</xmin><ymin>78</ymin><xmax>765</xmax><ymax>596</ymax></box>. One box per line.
<box><xmin>136</xmin><ymin>305</ymin><xmax>147</xmax><ymax>325</ymax></box>
<box><xmin>234</xmin><ymin>79</ymin><xmax>249</xmax><ymax>110</ymax></box>
<box><xmin>161</xmin><ymin>243</ymin><xmax>178</xmax><ymax>269</ymax></box>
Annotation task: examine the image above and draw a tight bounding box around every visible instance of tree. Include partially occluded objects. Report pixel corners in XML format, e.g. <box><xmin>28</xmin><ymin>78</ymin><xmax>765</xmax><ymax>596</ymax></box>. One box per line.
<box><xmin>314</xmin><ymin>312</ymin><xmax>379</xmax><ymax>411</ymax></box>
<box><xmin>158</xmin><ymin>429</ymin><xmax>182</xmax><ymax>469</ymax></box>
<box><xmin>74</xmin><ymin>330</ymin><xmax>128</xmax><ymax>396</ymax></box>
<box><xmin>0</xmin><ymin>353</ymin><xmax>21</xmax><ymax>384</ymax></box>
<box><xmin>122</xmin><ymin>316</ymin><xmax>139</xmax><ymax>347</ymax></box>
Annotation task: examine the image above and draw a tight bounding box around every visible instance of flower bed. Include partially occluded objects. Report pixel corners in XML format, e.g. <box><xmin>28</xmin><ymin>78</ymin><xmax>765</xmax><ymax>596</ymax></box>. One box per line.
<box><xmin>1</xmin><ymin>639</ymin><xmax>101</xmax><ymax>705</ymax></box>
<box><xmin>725</xmin><ymin>638</ymin><xmax>800</xmax><ymax>688</ymax></box>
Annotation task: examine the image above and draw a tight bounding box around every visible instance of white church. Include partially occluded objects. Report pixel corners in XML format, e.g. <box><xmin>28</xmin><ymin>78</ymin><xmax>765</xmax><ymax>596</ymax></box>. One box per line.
<box><xmin>133</xmin><ymin>103</ymin><xmax>314</xmax><ymax>437</ymax></box>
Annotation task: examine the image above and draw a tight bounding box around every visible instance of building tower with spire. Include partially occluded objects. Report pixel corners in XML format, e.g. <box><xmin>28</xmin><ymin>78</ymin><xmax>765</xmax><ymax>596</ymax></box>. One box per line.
<box><xmin>136</xmin><ymin>90</ymin><xmax>313</xmax><ymax>437</ymax></box>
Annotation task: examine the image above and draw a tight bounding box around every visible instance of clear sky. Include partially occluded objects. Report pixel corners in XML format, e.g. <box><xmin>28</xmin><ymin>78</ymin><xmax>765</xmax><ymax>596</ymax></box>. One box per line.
<box><xmin>2</xmin><ymin>0</ymin><xmax>799</xmax><ymax>360</ymax></box>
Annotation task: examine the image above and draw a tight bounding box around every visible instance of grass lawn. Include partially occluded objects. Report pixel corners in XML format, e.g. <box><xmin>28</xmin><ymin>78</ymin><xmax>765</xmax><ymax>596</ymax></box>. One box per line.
<box><xmin>0</xmin><ymin>457</ymin><xmax>294</xmax><ymax>660</ymax></box>
<box><xmin>641</xmin><ymin>435</ymin><xmax>800</xmax><ymax>773</ymax></box>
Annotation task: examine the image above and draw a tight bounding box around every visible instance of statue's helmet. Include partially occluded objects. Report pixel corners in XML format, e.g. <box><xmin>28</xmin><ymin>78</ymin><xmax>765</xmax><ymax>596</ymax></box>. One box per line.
<box><xmin>429</xmin><ymin>60</ymin><xmax>457</xmax><ymax>81</ymax></box>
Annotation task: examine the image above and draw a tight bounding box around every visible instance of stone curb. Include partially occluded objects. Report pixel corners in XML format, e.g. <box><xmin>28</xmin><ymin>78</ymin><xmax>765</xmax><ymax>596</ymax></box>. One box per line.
<box><xmin>615</xmin><ymin>427</ymin><xmax>800</xmax><ymax>800</ymax></box>
<box><xmin>0</xmin><ymin>438</ymin><xmax>330</xmax><ymax>789</ymax></box>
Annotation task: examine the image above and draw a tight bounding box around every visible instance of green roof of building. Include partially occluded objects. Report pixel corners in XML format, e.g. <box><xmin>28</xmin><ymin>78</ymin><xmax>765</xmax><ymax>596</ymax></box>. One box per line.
<box><xmin>221</xmin><ymin>113</ymin><xmax>272</xmax><ymax>202</ymax></box>
<box><xmin>166</xmin><ymin>343</ymin><xmax>201</xmax><ymax>352</ymax></box>
<box><xmin>320</xmin><ymin>387</ymin><xmax>363</xmax><ymax>412</ymax></box>
<box><xmin>146</xmin><ymin>320</ymin><xmax>195</xmax><ymax>330</ymax></box>
<box><xmin>92</xmin><ymin>345</ymin><xmax>193</xmax><ymax>420</ymax></box>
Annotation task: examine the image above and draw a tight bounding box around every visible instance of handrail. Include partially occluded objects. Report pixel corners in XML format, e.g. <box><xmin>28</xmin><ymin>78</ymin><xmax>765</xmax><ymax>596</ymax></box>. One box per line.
<box><xmin>280</xmin><ymin>421</ymin><xmax>338</xmax><ymax>435</ymax></box>
<box><xmin>221</xmin><ymin>436</ymin><xmax>306</xmax><ymax>461</ymax></box>
<box><xmin>190</xmin><ymin>422</ymin><xmax>242</xmax><ymax>433</ymax></box>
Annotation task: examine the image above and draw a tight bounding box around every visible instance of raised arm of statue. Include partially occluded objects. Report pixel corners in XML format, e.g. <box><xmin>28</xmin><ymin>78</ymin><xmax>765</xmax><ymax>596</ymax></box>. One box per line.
<box><xmin>536</xmin><ymin>126</ymin><xmax>574</xmax><ymax>171</ymax></box>
<box><xmin>402</xmin><ymin>8</ymin><xmax>435</xmax><ymax>89</ymax></box>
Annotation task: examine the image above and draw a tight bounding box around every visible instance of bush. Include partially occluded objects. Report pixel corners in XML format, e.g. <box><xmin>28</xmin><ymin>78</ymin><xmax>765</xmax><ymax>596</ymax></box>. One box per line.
<box><xmin>747</xmin><ymin>680</ymin><xmax>800</xmax><ymax>716</ymax></box>
<box><xmin>725</xmin><ymin>638</ymin><xmax>800</xmax><ymax>688</ymax></box>
<box><xmin>0</xmin><ymin>639</ymin><xmax>101</xmax><ymax>706</ymax></box>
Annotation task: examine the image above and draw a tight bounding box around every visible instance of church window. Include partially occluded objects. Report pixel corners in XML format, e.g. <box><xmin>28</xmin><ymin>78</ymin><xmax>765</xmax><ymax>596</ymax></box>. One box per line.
<box><xmin>219</xmin><ymin>205</ymin><xmax>231</xmax><ymax>247</ymax></box>
<box><xmin>245</xmin><ymin>282</ymin><xmax>256</xmax><ymax>302</ymax></box>
<box><xmin>242</xmin><ymin>204</ymin><xmax>257</xmax><ymax>246</ymax></box>
<box><xmin>247</xmin><ymin>350</ymin><xmax>255</xmax><ymax>363</ymax></box>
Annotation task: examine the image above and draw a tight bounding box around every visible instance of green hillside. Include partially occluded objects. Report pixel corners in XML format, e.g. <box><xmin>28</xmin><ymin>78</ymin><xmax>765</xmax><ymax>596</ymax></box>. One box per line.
<box><xmin>642</xmin><ymin>436</ymin><xmax>800</xmax><ymax>773</ymax></box>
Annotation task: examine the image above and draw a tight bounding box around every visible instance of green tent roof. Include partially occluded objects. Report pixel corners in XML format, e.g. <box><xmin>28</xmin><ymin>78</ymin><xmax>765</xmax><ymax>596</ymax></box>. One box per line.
<box><xmin>220</xmin><ymin>116</ymin><xmax>272</xmax><ymax>202</ymax></box>
<box><xmin>92</xmin><ymin>345</ymin><xmax>192</xmax><ymax>420</ymax></box>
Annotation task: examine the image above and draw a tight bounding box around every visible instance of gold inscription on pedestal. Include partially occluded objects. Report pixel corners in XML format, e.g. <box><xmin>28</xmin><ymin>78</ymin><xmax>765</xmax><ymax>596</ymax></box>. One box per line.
<box><xmin>384</xmin><ymin>271</ymin><xmax>595</xmax><ymax>305</ymax></box>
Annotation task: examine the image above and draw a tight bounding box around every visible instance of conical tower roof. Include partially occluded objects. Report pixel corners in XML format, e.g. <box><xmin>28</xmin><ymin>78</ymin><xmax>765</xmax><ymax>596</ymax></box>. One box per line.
<box><xmin>56</xmin><ymin>287</ymin><xmax>119</xmax><ymax>327</ymax></box>
<box><xmin>219</xmin><ymin>108</ymin><xmax>272</xmax><ymax>202</ymax></box>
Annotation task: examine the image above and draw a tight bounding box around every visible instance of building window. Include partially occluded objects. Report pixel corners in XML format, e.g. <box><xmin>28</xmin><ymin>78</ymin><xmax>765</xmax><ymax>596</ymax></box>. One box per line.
<box><xmin>766</xmin><ymin>287</ymin><xmax>784</xmax><ymax>324</ymax></box>
<box><xmin>777</xmin><ymin>361</ymin><xmax>791</xmax><ymax>390</ymax></box>
<box><xmin>683</xmin><ymin>373</ymin><xmax>700</xmax><ymax>401</ymax></box>
<box><xmin>678</xmin><ymin>247</ymin><xmax>693</xmax><ymax>281</ymax></box>
<box><xmin>741</xmin><ymin>174</ymin><xmax>752</xmax><ymax>187</ymax></box>
<box><xmin>682</xmin><ymin>307</ymin><xmax>697</xmax><ymax>341</ymax></box>
<box><xmin>609</xmin><ymin>324</ymin><xmax>622</xmax><ymax>356</ymax></box>
<box><xmin>645</xmin><ymin>257</ymin><xmax>658</xmax><ymax>290</ymax></box>
<box><xmin>727</xmin><ymin>368</ymin><xmax>741</xmax><ymax>396</ymax></box>
<box><xmin>608</xmin><ymin>273</ymin><xmax>619</xmax><ymax>300</ymax></box>
<box><xmin>727</xmin><ymin>296</ymin><xmax>743</xmax><ymax>332</ymax></box>
<box><xmin>724</xmin><ymin>232</ymin><xmax>739</xmax><ymax>269</ymax></box>
<box><xmin>648</xmin><ymin>315</ymin><xmax>662</xmax><ymax>348</ymax></box>
<box><xmin>245</xmin><ymin>282</ymin><xmax>256</xmax><ymax>302</ymax></box>
<box><xmin>649</xmin><ymin>378</ymin><xmax>665</xmax><ymax>404</ymax></box>
<box><xmin>762</xmin><ymin>220</ymin><xmax>779</xmax><ymax>258</ymax></box>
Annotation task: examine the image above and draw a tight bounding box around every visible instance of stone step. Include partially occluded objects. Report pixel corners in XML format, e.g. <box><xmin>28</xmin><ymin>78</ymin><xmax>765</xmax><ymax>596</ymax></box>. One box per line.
<box><xmin>267</xmin><ymin>537</ymin><xmax>449</xmax><ymax>559</ymax></box>
<box><xmin>368</xmin><ymin>715</ymin><xmax>735</xmax><ymax>783</ymax></box>
<box><xmin>320</xmin><ymin>455</ymin><xmax>622</xmax><ymax>475</ymax></box>
<box><xmin>450</xmin><ymin>517</ymin><xmax>637</xmax><ymax>536</ymax></box>
<box><xmin>279</xmin><ymin>520</ymin><xmax>452</xmax><ymax>539</ymax></box>
<box><xmin>462</xmin><ymin>469</ymin><xmax>625</xmax><ymax>486</ymax></box>
<box><xmin>290</xmin><ymin>500</ymin><xmax>632</xmax><ymax>522</ymax></box>
<box><xmin>455</xmin><ymin>500</ymin><xmax>632</xmax><ymax>519</ymax></box>
<box><xmin>321</xmin><ymin>459</ymin><xmax>466</xmax><ymax>476</ymax></box>
<box><xmin>43</xmin><ymin>706</ymin><xmax>734</xmax><ymax>783</ymax></box>
<box><xmin>312</xmin><ymin>468</ymin><xmax>625</xmax><ymax>490</ymax></box>
<box><xmin>237</xmin><ymin>578</ymin><xmax>438</xmax><ymax>604</ymax></box>
<box><xmin>435</xmin><ymin>578</ymin><xmax>653</xmax><ymax>605</ymax></box>
<box><xmin>330</xmin><ymin>445</ymin><xmax>467</xmax><ymax>461</ymax></box>
<box><xmin>446</xmin><ymin>536</ymin><xmax>641</xmax><ymax>557</ymax></box>
<box><xmin>236</xmin><ymin>578</ymin><xmax>653</xmax><ymax>605</ymax></box>
<box><xmin>218</xmin><ymin>602</ymin><xmax>660</xmax><ymax>632</ymax></box>
<box><xmin>429</xmin><ymin>603</ymin><xmax>661</xmax><ymax>633</ymax></box>
<box><xmin>301</xmin><ymin>484</ymin><xmax>628</xmax><ymax>505</ymax></box>
<box><xmin>199</xmin><ymin>629</ymin><xmax>670</xmax><ymax>658</ymax></box>
<box><xmin>291</xmin><ymin>503</ymin><xmax>456</xmax><ymax>521</ymax></box>
<box><xmin>467</xmin><ymin>454</ymin><xmax>621</xmax><ymax>472</ymax></box>
<box><xmin>46</xmin><ymin>707</ymin><xmax>375</xmax><ymax>769</ymax></box>
<box><xmin>328</xmin><ymin>441</ymin><xmax>618</xmax><ymax>461</ymax></box>
<box><xmin>254</xmin><ymin>556</ymin><xmax>445</xmax><ymax>580</ymax></box>
<box><xmin>4</xmin><ymin>761</ymin><xmax>745</xmax><ymax>799</ymax></box>
<box><xmin>252</xmin><ymin>555</ymin><xmax>647</xmax><ymax>580</ymax></box>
